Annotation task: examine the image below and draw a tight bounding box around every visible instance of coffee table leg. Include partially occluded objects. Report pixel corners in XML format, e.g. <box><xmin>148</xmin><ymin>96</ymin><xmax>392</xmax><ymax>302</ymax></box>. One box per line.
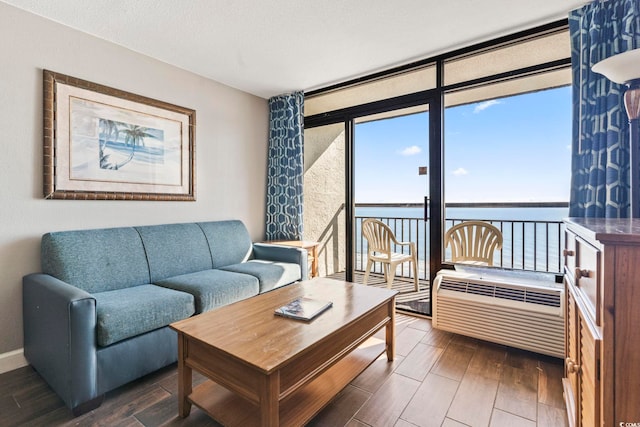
<box><xmin>177</xmin><ymin>333</ymin><xmax>193</xmax><ymax>417</ymax></box>
<box><xmin>259</xmin><ymin>372</ymin><xmax>280</xmax><ymax>426</ymax></box>
<box><xmin>386</xmin><ymin>297</ymin><xmax>396</xmax><ymax>361</ymax></box>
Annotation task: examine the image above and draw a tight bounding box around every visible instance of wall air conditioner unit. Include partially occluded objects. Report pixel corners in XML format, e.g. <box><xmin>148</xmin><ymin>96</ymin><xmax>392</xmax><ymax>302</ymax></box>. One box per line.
<box><xmin>433</xmin><ymin>268</ymin><xmax>565</xmax><ymax>358</ymax></box>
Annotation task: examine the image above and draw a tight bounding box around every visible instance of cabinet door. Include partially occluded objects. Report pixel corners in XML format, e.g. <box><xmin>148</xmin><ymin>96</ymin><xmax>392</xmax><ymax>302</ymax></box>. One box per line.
<box><xmin>565</xmin><ymin>284</ymin><xmax>601</xmax><ymax>427</ymax></box>
<box><xmin>564</xmin><ymin>286</ymin><xmax>580</xmax><ymax>426</ymax></box>
<box><xmin>578</xmin><ymin>302</ymin><xmax>601</xmax><ymax>427</ymax></box>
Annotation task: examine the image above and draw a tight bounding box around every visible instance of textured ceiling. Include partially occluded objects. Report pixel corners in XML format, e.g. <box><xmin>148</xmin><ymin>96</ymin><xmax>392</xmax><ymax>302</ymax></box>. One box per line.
<box><xmin>2</xmin><ymin>0</ymin><xmax>589</xmax><ymax>98</ymax></box>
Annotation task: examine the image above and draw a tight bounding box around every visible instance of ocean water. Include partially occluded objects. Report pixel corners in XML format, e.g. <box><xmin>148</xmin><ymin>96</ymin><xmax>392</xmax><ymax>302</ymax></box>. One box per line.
<box><xmin>355</xmin><ymin>206</ymin><xmax>568</xmax><ymax>276</ymax></box>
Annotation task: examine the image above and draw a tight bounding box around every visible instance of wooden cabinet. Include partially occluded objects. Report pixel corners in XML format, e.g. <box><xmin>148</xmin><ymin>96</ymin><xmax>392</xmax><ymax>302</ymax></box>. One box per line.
<box><xmin>563</xmin><ymin>218</ymin><xmax>640</xmax><ymax>427</ymax></box>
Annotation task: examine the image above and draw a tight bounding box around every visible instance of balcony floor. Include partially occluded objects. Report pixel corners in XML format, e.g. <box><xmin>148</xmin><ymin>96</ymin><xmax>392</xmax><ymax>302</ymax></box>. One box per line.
<box><xmin>326</xmin><ymin>271</ymin><xmax>431</xmax><ymax>316</ymax></box>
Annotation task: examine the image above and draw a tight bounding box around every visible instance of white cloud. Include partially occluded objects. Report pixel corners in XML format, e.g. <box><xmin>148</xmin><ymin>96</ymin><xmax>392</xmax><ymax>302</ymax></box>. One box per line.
<box><xmin>399</xmin><ymin>145</ymin><xmax>421</xmax><ymax>156</ymax></box>
<box><xmin>452</xmin><ymin>167</ymin><xmax>469</xmax><ymax>176</ymax></box>
<box><xmin>473</xmin><ymin>100</ymin><xmax>501</xmax><ymax>113</ymax></box>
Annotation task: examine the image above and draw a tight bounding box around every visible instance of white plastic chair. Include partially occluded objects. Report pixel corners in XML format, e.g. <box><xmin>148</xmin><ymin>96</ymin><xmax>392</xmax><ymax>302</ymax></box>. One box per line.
<box><xmin>362</xmin><ymin>218</ymin><xmax>419</xmax><ymax>291</ymax></box>
<box><xmin>445</xmin><ymin>221</ymin><xmax>503</xmax><ymax>266</ymax></box>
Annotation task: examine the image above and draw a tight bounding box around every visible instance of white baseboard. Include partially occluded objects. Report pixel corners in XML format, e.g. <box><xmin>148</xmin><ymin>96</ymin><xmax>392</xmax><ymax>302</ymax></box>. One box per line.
<box><xmin>0</xmin><ymin>348</ymin><xmax>28</xmax><ymax>375</ymax></box>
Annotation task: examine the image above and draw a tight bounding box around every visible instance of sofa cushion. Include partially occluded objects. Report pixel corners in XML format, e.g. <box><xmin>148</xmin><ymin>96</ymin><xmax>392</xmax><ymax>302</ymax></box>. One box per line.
<box><xmin>41</xmin><ymin>227</ymin><xmax>150</xmax><ymax>293</ymax></box>
<box><xmin>220</xmin><ymin>260</ymin><xmax>301</xmax><ymax>293</ymax></box>
<box><xmin>135</xmin><ymin>223</ymin><xmax>213</xmax><ymax>282</ymax></box>
<box><xmin>155</xmin><ymin>269</ymin><xmax>259</xmax><ymax>313</ymax></box>
<box><xmin>93</xmin><ymin>285</ymin><xmax>194</xmax><ymax>347</ymax></box>
<box><xmin>197</xmin><ymin>220</ymin><xmax>253</xmax><ymax>268</ymax></box>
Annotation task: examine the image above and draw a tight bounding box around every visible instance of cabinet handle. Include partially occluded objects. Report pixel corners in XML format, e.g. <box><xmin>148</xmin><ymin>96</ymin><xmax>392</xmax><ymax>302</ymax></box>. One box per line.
<box><xmin>574</xmin><ymin>267</ymin><xmax>590</xmax><ymax>279</ymax></box>
<box><xmin>563</xmin><ymin>249</ymin><xmax>575</xmax><ymax>257</ymax></box>
<box><xmin>565</xmin><ymin>357</ymin><xmax>581</xmax><ymax>374</ymax></box>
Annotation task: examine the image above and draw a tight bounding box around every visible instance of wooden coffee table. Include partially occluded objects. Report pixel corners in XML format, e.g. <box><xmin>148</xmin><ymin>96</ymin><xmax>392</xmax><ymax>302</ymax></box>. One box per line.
<box><xmin>170</xmin><ymin>278</ymin><xmax>397</xmax><ymax>426</ymax></box>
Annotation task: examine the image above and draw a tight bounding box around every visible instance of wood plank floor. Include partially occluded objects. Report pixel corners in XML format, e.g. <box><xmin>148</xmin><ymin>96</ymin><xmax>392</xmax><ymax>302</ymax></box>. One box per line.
<box><xmin>0</xmin><ymin>314</ymin><xmax>567</xmax><ymax>427</ymax></box>
<box><xmin>331</xmin><ymin>271</ymin><xmax>432</xmax><ymax>316</ymax></box>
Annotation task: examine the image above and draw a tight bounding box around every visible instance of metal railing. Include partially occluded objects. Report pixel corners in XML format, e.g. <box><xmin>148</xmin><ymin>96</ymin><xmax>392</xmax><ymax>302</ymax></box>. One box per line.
<box><xmin>355</xmin><ymin>203</ymin><xmax>567</xmax><ymax>280</ymax></box>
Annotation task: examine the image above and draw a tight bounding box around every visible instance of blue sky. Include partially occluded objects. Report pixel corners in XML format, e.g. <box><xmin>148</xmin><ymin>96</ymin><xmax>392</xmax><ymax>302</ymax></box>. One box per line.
<box><xmin>354</xmin><ymin>86</ymin><xmax>572</xmax><ymax>203</ymax></box>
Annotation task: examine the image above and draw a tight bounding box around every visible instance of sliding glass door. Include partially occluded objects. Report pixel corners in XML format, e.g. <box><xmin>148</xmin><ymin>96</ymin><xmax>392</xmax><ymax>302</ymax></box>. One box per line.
<box><xmin>353</xmin><ymin>107</ymin><xmax>433</xmax><ymax>315</ymax></box>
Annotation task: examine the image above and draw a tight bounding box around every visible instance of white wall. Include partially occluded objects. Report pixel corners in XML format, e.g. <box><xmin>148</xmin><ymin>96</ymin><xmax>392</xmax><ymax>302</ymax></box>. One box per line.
<box><xmin>0</xmin><ymin>3</ymin><xmax>269</xmax><ymax>358</ymax></box>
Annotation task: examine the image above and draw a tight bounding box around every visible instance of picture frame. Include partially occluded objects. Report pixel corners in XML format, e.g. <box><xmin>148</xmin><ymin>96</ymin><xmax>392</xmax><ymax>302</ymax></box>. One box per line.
<box><xmin>43</xmin><ymin>70</ymin><xmax>196</xmax><ymax>200</ymax></box>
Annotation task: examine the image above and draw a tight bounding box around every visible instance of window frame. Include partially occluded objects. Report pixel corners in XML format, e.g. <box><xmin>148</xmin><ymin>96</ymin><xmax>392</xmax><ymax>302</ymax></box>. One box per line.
<box><xmin>303</xmin><ymin>18</ymin><xmax>571</xmax><ymax>304</ymax></box>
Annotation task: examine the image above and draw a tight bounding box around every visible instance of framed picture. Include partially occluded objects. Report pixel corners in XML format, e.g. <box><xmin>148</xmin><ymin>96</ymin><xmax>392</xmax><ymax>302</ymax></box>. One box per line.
<box><xmin>43</xmin><ymin>70</ymin><xmax>196</xmax><ymax>200</ymax></box>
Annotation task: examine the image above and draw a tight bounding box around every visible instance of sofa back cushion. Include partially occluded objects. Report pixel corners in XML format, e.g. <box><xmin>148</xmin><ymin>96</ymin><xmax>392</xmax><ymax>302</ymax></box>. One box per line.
<box><xmin>41</xmin><ymin>227</ymin><xmax>151</xmax><ymax>293</ymax></box>
<box><xmin>136</xmin><ymin>222</ymin><xmax>213</xmax><ymax>282</ymax></box>
<box><xmin>198</xmin><ymin>220</ymin><xmax>253</xmax><ymax>268</ymax></box>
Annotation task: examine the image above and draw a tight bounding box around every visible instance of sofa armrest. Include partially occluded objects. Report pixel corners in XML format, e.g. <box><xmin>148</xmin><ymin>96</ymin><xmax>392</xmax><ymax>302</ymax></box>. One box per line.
<box><xmin>252</xmin><ymin>243</ymin><xmax>309</xmax><ymax>281</ymax></box>
<box><xmin>23</xmin><ymin>273</ymin><xmax>99</xmax><ymax>411</ymax></box>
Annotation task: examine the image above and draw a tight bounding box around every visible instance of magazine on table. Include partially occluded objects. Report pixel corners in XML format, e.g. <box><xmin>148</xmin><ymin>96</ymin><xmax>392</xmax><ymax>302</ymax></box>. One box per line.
<box><xmin>274</xmin><ymin>297</ymin><xmax>333</xmax><ymax>321</ymax></box>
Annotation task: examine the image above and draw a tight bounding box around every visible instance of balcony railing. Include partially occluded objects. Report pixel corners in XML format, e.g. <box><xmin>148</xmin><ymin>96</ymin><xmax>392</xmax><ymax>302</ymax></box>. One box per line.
<box><xmin>354</xmin><ymin>202</ymin><xmax>567</xmax><ymax>280</ymax></box>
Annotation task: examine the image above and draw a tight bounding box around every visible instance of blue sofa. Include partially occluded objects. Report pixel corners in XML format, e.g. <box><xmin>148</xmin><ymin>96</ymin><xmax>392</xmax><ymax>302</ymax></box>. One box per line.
<box><xmin>22</xmin><ymin>220</ymin><xmax>307</xmax><ymax>415</ymax></box>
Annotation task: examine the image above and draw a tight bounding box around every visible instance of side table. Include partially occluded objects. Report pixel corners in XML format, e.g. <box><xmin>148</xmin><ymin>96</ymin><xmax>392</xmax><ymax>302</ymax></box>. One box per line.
<box><xmin>265</xmin><ymin>240</ymin><xmax>320</xmax><ymax>278</ymax></box>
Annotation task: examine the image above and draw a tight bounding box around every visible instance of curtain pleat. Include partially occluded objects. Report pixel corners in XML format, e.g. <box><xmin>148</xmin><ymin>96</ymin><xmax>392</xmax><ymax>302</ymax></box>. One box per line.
<box><xmin>569</xmin><ymin>0</ymin><xmax>640</xmax><ymax>218</ymax></box>
<box><xmin>265</xmin><ymin>91</ymin><xmax>304</xmax><ymax>240</ymax></box>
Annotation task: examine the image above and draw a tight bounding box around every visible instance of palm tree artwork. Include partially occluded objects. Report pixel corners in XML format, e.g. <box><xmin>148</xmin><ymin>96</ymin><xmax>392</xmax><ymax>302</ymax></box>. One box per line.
<box><xmin>98</xmin><ymin>119</ymin><xmax>159</xmax><ymax>170</ymax></box>
<box><xmin>99</xmin><ymin>120</ymin><xmax>117</xmax><ymax>169</ymax></box>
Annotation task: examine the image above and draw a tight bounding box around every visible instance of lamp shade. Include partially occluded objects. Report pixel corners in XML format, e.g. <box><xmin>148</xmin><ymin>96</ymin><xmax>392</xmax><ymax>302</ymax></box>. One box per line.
<box><xmin>592</xmin><ymin>48</ymin><xmax>640</xmax><ymax>84</ymax></box>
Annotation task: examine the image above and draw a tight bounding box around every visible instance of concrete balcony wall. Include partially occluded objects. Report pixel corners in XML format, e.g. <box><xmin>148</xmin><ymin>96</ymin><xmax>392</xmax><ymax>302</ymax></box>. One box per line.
<box><xmin>304</xmin><ymin>124</ymin><xmax>346</xmax><ymax>276</ymax></box>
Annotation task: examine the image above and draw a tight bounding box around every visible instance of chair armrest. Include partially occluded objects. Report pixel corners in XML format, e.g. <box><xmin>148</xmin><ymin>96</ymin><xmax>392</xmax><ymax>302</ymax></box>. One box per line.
<box><xmin>23</xmin><ymin>273</ymin><xmax>99</xmax><ymax>410</ymax></box>
<box><xmin>252</xmin><ymin>243</ymin><xmax>309</xmax><ymax>281</ymax></box>
<box><xmin>393</xmin><ymin>239</ymin><xmax>416</xmax><ymax>250</ymax></box>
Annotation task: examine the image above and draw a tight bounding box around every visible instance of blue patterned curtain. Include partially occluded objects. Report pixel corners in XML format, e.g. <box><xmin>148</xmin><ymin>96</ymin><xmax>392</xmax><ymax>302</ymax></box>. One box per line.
<box><xmin>265</xmin><ymin>91</ymin><xmax>304</xmax><ymax>240</ymax></box>
<box><xmin>569</xmin><ymin>0</ymin><xmax>640</xmax><ymax>218</ymax></box>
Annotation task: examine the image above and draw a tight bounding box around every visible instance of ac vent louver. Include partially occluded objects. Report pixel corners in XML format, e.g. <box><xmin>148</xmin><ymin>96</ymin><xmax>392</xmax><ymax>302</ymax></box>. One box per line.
<box><xmin>438</xmin><ymin>278</ymin><xmax>561</xmax><ymax>307</ymax></box>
